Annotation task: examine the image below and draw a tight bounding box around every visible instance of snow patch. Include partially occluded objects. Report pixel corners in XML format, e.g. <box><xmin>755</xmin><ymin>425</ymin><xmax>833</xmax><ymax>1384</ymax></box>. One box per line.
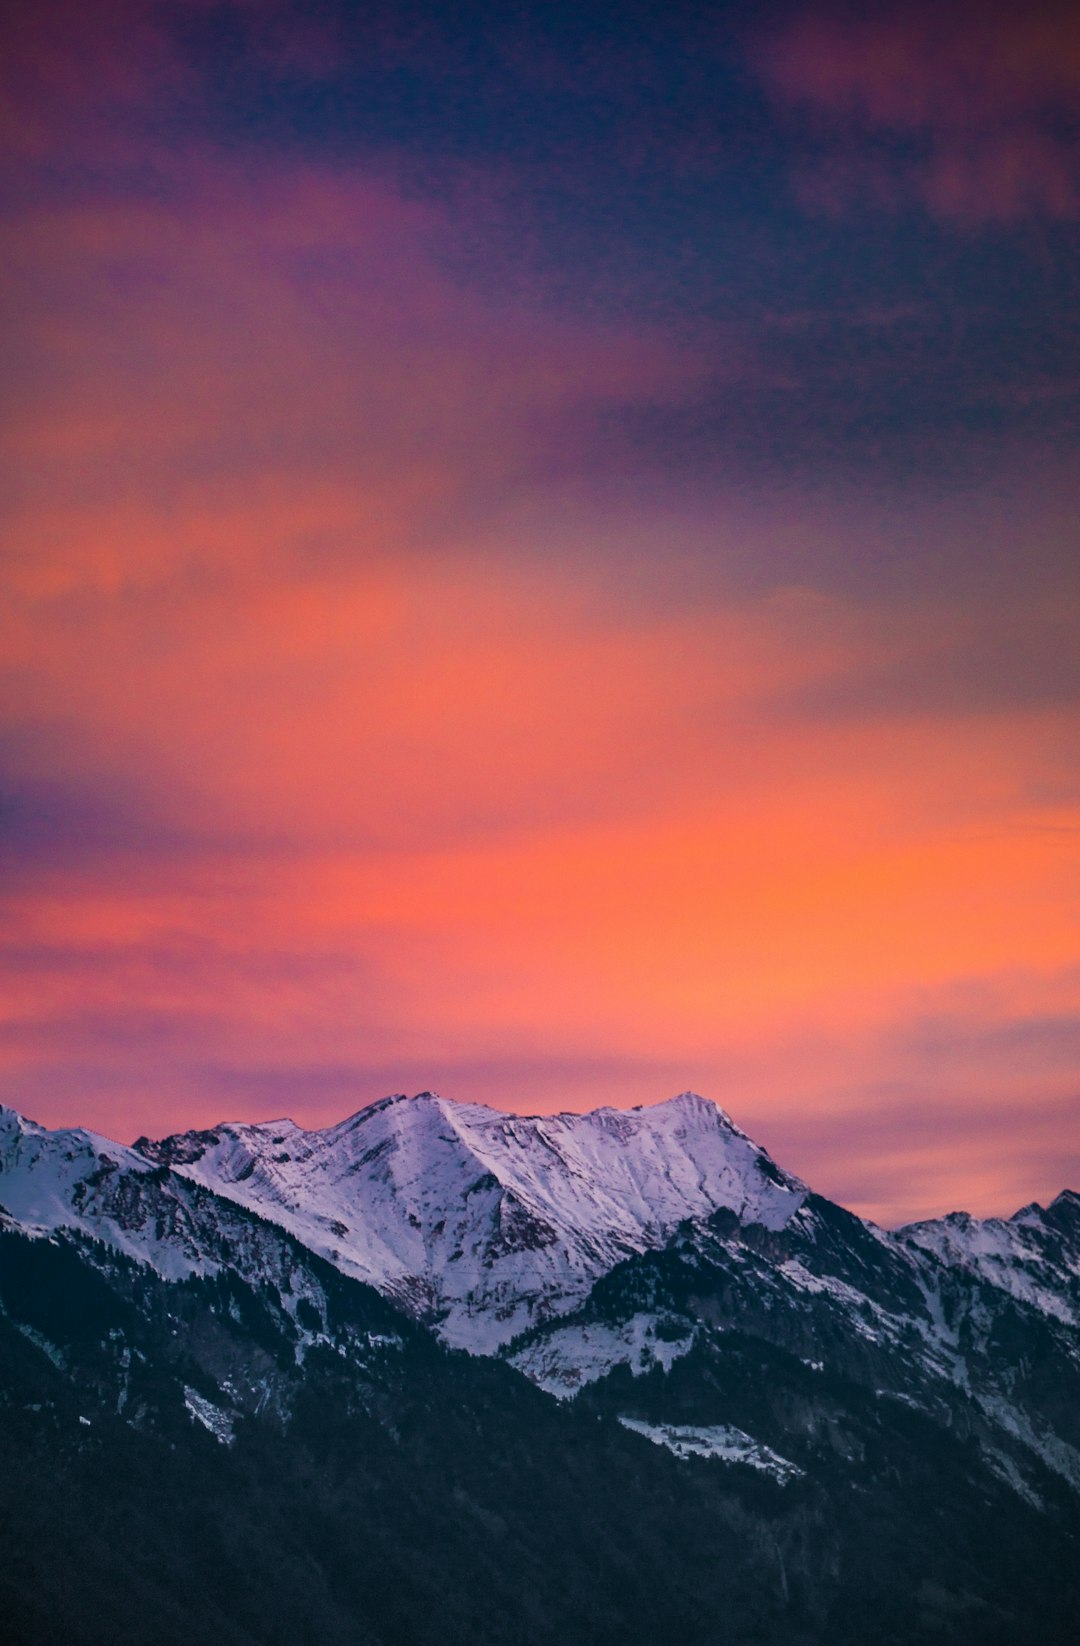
<box><xmin>507</xmin><ymin>1311</ymin><xmax>696</xmax><ymax>1398</ymax></box>
<box><xmin>617</xmin><ymin>1417</ymin><xmax>802</xmax><ymax>1481</ymax></box>
<box><xmin>184</xmin><ymin>1387</ymin><xmax>235</xmax><ymax>1445</ymax></box>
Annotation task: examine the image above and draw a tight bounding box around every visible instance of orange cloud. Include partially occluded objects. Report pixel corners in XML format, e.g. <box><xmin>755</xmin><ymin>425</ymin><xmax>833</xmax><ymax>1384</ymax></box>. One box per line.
<box><xmin>4</xmin><ymin>525</ymin><xmax>1078</xmax><ymax>1225</ymax></box>
<box><xmin>2</xmin><ymin>136</ymin><xmax>1078</xmax><ymax>1224</ymax></box>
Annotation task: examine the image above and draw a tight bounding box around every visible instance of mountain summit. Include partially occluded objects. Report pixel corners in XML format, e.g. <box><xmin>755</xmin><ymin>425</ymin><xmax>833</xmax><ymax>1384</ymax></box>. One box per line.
<box><xmin>130</xmin><ymin>1090</ymin><xmax>806</xmax><ymax>1350</ymax></box>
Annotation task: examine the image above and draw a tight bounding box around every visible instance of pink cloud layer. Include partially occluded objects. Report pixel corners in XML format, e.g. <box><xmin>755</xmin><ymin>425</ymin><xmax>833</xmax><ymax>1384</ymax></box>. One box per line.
<box><xmin>1</xmin><ymin>92</ymin><xmax>1078</xmax><ymax>1224</ymax></box>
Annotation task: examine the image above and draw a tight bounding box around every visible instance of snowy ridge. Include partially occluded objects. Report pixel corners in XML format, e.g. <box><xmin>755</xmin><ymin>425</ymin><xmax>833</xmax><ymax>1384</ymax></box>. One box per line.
<box><xmin>132</xmin><ymin>1090</ymin><xmax>806</xmax><ymax>1350</ymax></box>
<box><xmin>900</xmin><ymin>1192</ymin><xmax>1080</xmax><ymax>1326</ymax></box>
<box><xmin>0</xmin><ymin>1106</ymin><xmax>198</xmax><ymax>1280</ymax></box>
<box><xmin>0</xmin><ymin>1105</ymin><xmax>398</xmax><ymax>1365</ymax></box>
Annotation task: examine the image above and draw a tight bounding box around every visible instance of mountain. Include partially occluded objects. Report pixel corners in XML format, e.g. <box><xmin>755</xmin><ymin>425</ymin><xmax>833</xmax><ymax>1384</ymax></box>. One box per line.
<box><xmin>901</xmin><ymin>1192</ymin><xmax>1080</xmax><ymax>1326</ymax></box>
<box><xmin>2</xmin><ymin>1091</ymin><xmax>1079</xmax><ymax>1646</ymax></box>
<box><xmin>130</xmin><ymin>1089</ymin><xmax>806</xmax><ymax>1350</ymax></box>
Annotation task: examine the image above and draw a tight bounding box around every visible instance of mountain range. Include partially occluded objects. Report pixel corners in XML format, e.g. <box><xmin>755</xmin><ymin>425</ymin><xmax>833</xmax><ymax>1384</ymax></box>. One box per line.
<box><xmin>2</xmin><ymin>1090</ymin><xmax>1079</xmax><ymax>1645</ymax></box>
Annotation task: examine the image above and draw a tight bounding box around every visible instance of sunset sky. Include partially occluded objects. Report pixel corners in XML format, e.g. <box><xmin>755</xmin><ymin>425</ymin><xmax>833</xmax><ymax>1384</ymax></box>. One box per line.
<box><xmin>2</xmin><ymin>0</ymin><xmax>1078</xmax><ymax>1224</ymax></box>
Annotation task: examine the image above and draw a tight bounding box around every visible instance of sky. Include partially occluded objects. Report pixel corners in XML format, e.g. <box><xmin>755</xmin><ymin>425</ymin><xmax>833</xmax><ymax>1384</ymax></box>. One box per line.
<box><xmin>1</xmin><ymin>0</ymin><xmax>1078</xmax><ymax>1224</ymax></box>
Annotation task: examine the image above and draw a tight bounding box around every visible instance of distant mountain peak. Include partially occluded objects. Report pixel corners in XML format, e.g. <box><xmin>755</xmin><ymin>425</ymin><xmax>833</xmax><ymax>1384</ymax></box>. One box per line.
<box><xmin>666</xmin><ymin>1088</ymin><xmax>718</xmax><ymax>1109</ymax></box>
<box><xmin>119</xmin><ymin>1088</ymin><xmax>807</xmax><ymax>1351</ymax></box>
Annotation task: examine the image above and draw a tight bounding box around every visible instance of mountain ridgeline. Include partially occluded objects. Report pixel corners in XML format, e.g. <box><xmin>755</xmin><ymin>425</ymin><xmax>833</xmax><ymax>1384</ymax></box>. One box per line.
<box><xmin>1</xmin><ymin>1091</ymin><xmax>1078</xmax><ymax>1646</ymax></box>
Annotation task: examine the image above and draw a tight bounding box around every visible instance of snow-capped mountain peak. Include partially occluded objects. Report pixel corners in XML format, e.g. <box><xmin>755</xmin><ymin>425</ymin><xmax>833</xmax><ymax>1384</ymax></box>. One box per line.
<box><xmin>126</xmin><ymin>1088</ymin><xmax>806</xmax><ymax>1349</ymax></box>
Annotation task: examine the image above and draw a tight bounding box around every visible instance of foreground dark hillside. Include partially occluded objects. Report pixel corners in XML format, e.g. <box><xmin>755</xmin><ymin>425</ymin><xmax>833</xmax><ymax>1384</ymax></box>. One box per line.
<box><xmin>2</xmin><ymin>1225</ymin><xmax>1079</xmax><ymax>1646</ymax></box>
